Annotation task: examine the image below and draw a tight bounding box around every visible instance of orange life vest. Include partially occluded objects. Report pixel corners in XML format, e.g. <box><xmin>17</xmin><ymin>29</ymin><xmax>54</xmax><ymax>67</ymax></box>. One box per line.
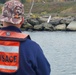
<box><xmin>0</xmin><ymin>30</ymin><xmax>29</xmax><ymax>73</ymax></box>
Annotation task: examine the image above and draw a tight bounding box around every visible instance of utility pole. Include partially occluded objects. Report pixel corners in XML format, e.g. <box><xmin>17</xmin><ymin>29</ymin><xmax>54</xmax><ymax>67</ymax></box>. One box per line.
<box><xmin>28</xmin><ymin>0</ymin><xmax>35</xmax><ymax>17</ymax></box>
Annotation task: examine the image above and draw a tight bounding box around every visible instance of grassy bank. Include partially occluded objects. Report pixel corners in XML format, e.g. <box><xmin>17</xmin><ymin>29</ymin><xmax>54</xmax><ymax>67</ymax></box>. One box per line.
<box><xmin>0</xmin><ymin>1</ymin><xmax>76</xmax><ymax>17</ymax></box>
<box><xmin>24</xmin><ymin>1</ymin><xmax>76</xmax><ymax>17</ymax></box>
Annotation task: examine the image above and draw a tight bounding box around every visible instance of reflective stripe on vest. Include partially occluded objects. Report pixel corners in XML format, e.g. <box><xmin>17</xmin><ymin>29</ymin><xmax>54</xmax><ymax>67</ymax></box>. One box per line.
<box><xmin>0</xmin><ymin>30</ymin><xmax>29</xmax><ymax>73</ymax></box>
<box><xmin>0</xmin><ymin>40</ymin><xmax>20</xmax><ymax>73</ymax></box>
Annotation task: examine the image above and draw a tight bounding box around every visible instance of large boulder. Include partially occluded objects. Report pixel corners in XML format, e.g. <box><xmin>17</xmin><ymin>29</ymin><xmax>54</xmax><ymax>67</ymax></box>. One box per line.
<box><xmin>54</xmin><ymin>24</ymin><xmax>66</xmax><ymax>31</ymax></box>
<box><xmin>37</xmin><ymin>17</ymin><xmax>48</xmax><ymax>23</ymax></box>
<box><xmin>34</xmin><ymin>23</ymin><xmax>54</xmax><ymax>31</ymax></box>
<box><xmin>60</xmin><ymin>16</ymin><xmax>74</xmax><ymax>23</ymax></box>
<box><xmin>42</xmin><ymin>23</ymin><xmax>54</xmax><ymax>31</ymax></box>
<box><xmin>23</xmin><ymin>23</ymin><xmax>33</xmax><ymax>30</ymax></box>
<box><xmin>65</xmin><ymin>19</ymin><xmax>73</xmax><ymax>25</ymax></box>
<box><xmin>49</xmin><ymin>19</ymin><xmax>61</xmax><ymax>26</ymax></box>
<box><xmin>60</xmin><ymin>19</ymin><xmax>66</xmax><ymax>24</ymax></box>
<box><xmin>34</xmin><ymin>24</ymin><xmax>43</xmax><ymax>31</ymax></box>
<box><xmin>67</xmin><ymin>21</ymin><xmax>76</xmax><ymax>30</ymax></box>
<box><xmin>27</xmin><ymin>18</ymin><xmax>39</xmax><ymax>26</ymax></box>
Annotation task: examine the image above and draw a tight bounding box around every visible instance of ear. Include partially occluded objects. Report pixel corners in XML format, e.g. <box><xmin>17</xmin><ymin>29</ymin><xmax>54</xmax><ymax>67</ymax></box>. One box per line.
<box><xmin>20</xmin><ymin>17</ymin><xmax>24</xmax><ymax>25</ymax></box>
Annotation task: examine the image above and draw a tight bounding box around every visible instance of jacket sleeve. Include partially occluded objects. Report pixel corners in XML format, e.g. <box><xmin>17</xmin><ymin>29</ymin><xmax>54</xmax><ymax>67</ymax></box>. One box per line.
<box><xmin>35</xmin><ymin>44</ymin><xmax>51</xmax><ymax>75</ymax></box>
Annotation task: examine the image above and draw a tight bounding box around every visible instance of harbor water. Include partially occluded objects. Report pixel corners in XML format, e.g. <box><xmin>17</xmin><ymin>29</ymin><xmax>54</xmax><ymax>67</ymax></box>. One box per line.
<box><xmin>23</xmin><ymin>31</ymin><xmax>76</xmax><ymax>75</ymax></box>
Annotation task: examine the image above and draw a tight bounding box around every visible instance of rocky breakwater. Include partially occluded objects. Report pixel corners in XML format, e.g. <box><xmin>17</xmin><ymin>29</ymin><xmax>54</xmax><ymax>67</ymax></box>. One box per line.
<box><xmin>0</xmin><ymin>15</ymin><xmax>76</xmax><ymax>31</ymax></box>
<box><xmin>21</xmin><ymin>15</ymin><xmax>76</xmax><ymax>31</ymax></box>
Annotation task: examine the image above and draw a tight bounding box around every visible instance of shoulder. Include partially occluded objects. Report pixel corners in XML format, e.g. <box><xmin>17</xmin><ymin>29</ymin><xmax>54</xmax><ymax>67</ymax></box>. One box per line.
<box><xmin>20</xmin><ymin>38</ymin><xmax>43</xmax><ymax>59</ymax></box>
<box><xmin>25</xmin><ymin>38</ymin><xmax>41</xmax><ymax>50</ymax></box>
<box><xmin>20</xmin><ymin>38</ymin><xmax>42</xmax><ymax>52</ymax></box>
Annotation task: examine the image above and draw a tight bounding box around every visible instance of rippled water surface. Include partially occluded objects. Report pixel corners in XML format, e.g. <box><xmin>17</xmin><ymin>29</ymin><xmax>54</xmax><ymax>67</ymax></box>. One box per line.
<box><xmin>23</xmin><ymin>31</ymin><xmax>76</xmax><ymax>75</ymax></box>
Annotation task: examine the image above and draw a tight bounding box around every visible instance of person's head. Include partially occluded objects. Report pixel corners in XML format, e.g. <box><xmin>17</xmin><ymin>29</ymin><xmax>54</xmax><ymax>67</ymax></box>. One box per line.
<box><xmin>0</xmin><ymin>0</ymin><xmax>24</xmax><ymax>28</ymax></box>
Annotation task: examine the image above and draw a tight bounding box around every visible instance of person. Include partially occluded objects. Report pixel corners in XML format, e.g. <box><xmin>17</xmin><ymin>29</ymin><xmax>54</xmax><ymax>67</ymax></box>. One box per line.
<box><xmin>0</xmin><ymin>0</ymin><xmax>51</xmax><ymax>75</ymax></box>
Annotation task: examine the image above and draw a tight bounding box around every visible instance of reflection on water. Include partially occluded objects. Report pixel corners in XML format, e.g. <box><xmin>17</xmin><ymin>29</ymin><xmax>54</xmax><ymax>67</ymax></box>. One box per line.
<box><xmin>23</xmin><ymin>31</ymin><xmax>76</xmax><ymax>75</ymax></box>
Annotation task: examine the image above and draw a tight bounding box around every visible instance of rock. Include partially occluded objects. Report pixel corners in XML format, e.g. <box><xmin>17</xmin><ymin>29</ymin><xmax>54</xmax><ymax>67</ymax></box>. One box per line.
<box><xmin>34</xmin><ymin>24</ymin><xmax>43</xmax><ymax>31</ymax></box>
<box><xmin>42</xmin><ymin>15</ymin><xmax>49</xmax><ymax>18</ymax></box>
<box><xmin>0</xmin><ymin>21</ymin><xmax>3</xmax><ymax>29</ymax></box>
<box><xmin>0</xmin><ymin>21</ymin><xmax>2</xmax><ymax>24</ymax></box>
<box><xmin>27</xmin><ymin>18</ymin><xmax>39</xmax><ymax>26</ymax></box>
<box><xmin>0</xmin><ymin>25</ymin><xmax>3</xmax><ymax>29</ymax></box>
<box><xmin>36</xmin><ymin>18</ymin><xmax>42</xmax><ymax>24</ymax></box>
<box><xmin>20</xmin><ymin>28</ymin><xmax>26</xmax><ymax>31</ymax></box>
<box><xmin>54</xmin><ymin>24</ymin><xmax>66</xmax><ymax>31</ymax></box>
<box><xmin>42</xmin><ymin>23</ymin><xmax>54</xmax><ymax>31</ymax></box>
<box><xmin>60</xmin><ymin>19</ymin><xmax>66</xmax><ymax>24</ymax></box>
<box><xmin>34</xmin><ymin>23</ymin><xmax>54</xmax><ymax>31</ymax></box>
<box><xmin>65</xmin><ymin>18</ymin><xmax>73</xmax><ymax>25</ymax></box>
<box><xmin>49</xmin><ymin>19</ymin><xmax>61</xmax><ymax>26</ymax></box>
<box><xmin>23</xmin><ymin>23</ymin><xmax>33</xmax><ymax>30</ymax></box>
<box><xmin>38</xmin><ymin>17</ymin><xmax>48</xmax><ymax>23</ymax></box>
<box><xmin>67</xmin><ymin>21</ymin><xmax>76</xmax><ymax>30</ymax></box>
<box><xmin>74</xmin><ymin>17</ymin><xmax>76</xmax><ymax>21</ymax></box>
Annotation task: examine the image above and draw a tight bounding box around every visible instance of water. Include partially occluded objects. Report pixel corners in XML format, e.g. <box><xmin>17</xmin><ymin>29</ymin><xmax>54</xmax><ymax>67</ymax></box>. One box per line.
<box><xmin>23</xmin><ymin>31</ymin><xmax>76</xmax><ymax>75</ymax></box>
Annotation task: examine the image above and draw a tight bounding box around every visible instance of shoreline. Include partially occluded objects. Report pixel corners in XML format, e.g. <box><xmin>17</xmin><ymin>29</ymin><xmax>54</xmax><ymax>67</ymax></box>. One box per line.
<box><xmin>20</xmin><ymin>15</ymin><xmax>76</xmax><ymax>31</ymax></box>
